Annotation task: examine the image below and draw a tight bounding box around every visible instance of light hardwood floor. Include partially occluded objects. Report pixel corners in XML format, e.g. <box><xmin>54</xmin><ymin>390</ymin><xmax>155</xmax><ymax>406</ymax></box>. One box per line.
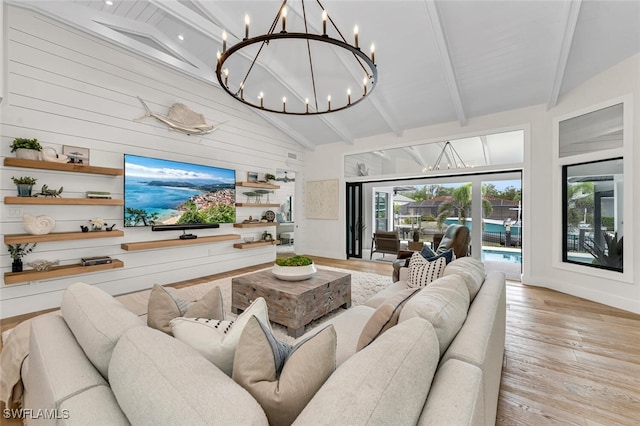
<box><xmin>1</xmin><ymin>256</ymin><xmax>639</xmax><ymax>424</ymax></box>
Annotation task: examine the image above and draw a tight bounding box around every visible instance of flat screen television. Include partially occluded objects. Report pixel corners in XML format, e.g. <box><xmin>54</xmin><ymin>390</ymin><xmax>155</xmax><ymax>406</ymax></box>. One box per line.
<box><xmin>124</xmin><ymin>154</ymin><xmax>236</xmax><ymax>229</ymax></box>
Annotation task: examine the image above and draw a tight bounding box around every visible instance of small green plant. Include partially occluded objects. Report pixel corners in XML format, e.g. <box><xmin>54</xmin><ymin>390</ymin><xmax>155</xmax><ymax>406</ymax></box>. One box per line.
<box><xmin>265</xmin><ymin>173</ymin><xmax>276</xmax><ymax>181</ymax></box>
<box><xmin>11</xmin><ymin>176</ymin><xmax>37</xmax><ymax>185</ymax></box>
<box><xmin>10</xmin><ymin>138</ymin><xmax>42</xmax><ymax>152</ymax></box>
<box><xmin>275</xmin><ymin>255</ymin><xmax>313</xmax><ymax>267</ymax></box>
<box><xmin>7</xmin><ymin>243</ymin><xmax>37</xmax><ymax>260</ymax></box>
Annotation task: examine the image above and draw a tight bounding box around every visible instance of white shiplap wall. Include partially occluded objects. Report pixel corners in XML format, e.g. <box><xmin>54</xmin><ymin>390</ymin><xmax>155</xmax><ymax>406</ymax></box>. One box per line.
<box><xmin>0</xmin><ymin>6</ymin><xmax>306</xmax><ymax>318</ymax></box>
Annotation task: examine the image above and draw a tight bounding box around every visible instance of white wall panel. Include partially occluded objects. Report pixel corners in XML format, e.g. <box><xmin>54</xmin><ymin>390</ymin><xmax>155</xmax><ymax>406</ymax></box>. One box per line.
<box><xmin>0</xmin><ymin>6</ymin><xmax>305</xmax><ymax>318</ymax></box>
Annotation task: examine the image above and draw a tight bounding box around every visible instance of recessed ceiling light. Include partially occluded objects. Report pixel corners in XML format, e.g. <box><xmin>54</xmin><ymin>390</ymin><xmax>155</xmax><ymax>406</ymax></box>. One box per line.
<box><xmin>178</xmin><ymin>34</ymin><xmax>185</xmax><ymax>41</ymax></box>
<box><xmin>105</xmin><ymin>0</ymin><xmax>113</xmax><ymax>5</ymax></box>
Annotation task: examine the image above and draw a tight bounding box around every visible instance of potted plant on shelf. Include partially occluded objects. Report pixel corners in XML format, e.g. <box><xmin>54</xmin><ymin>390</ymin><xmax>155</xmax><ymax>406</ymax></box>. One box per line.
<box><xmin>272</xmin><ymin>255</ymin><xmax>317</xmax><ymax>281</ymax></box>
<box><xmin>10</xmin><ymin>138</ymin><xmax>42</xmax><ymax>160</ymax></box>
<box><xmin>11</xmin><ymin>176</ymin><xmax>38</xmax><ymax>197</ymax></box>
<box><xmin>265</xmin><ymin>173</ymin><xmax>276</xmax><ymax>184</ymax></box>
<box><xmin>7</xmin><ymin>243</ymin><xmax>37</xmax><ymax>273</ymax></box>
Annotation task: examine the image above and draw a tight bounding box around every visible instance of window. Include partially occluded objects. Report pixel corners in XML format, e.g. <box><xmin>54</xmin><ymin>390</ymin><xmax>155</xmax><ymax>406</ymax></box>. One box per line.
<box><xmin>563</xmin><ymin>158</ymin><xmax>623</xmax><ymax>272</ymax></box>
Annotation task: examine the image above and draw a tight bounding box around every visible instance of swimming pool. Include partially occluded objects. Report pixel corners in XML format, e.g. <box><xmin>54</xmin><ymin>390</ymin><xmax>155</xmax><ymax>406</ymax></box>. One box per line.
<box><xmin>482</xmin><ymin>248</ymin><xmax>522</xmax><ymax>264</ymax></box>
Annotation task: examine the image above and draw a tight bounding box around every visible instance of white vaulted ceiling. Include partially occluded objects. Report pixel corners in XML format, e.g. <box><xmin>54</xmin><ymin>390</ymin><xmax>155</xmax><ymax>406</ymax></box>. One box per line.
<box><xmin>7</xmin><ymin>0</ymin><xmax>640</xmax><ymax>149</ymax></box>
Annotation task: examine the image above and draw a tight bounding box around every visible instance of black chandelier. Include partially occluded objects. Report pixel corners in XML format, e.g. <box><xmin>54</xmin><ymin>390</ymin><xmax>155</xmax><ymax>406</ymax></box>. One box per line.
<box><xmin>215</xmin><ymin>0</ymin><xmax>378</xmax><ymax>115</ymax></box>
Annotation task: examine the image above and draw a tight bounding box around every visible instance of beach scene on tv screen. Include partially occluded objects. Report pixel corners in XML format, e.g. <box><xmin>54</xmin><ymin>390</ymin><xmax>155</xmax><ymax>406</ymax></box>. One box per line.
<box><xmin>124</xmin><ymin>155</ymin><xmax>236</xmax><ymax>227</ymax></box>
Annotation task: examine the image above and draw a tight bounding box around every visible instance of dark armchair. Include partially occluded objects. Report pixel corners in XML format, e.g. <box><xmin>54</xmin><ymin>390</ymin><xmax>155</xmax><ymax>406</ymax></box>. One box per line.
<box><xmin>392</xmin><ymin>224</ymin><xmax>471</xmax><ymax>281</ymax></box>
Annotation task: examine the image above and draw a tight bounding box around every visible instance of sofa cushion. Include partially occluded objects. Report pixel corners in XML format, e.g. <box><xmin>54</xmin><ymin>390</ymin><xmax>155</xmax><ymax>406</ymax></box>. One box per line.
<box><xmin>442</xmin><ymin>256</ymin><xmax>486</xmax><ymax>300</ymax></box>
<box><xmin>417</xmin><ymin>359</ymin><xmax>484</xmax><ymax>426</ymax></box>
<box><xmin>109</xmin><ymin>326</ymin><xmax>268</xmax><ymax>425</ymax></box>
<box><xmin>60</xmin><ymin>282</ymin><xmax>144</xmax><ymax>379</ymax></box>
<box><xmin>170</xmin><ymin>297</ymin><xmax>269</xmax><ymax>376</ymax></box>
<box><xmin>356</xmin><ymin>288</ymin><xmax>420</xmax><ymax>351</ymax></box>
<box><xmin>407</xmin><ymin>252</ymin><xmax>447</xmax><ymax>288</ymax></box>
<box><xmin>399</xmin><ymin>275</ymin><xmax>470</xmax><ymax>356</ymax></box>
<box><xmin>147</xmin><ymin>284</ymin><xmax>224</xmax><ymax>335</ymax></box>
<box><xmin>363</xmin><ymin>280</ymin><xmax>410</xmax><ymax>308</ymax></box>
<box><xmin>233</xmin><ymin>316</ymin><xmax>336</xmax><ymax>426</ymax></box>
<box><xmin>23</xmin><ymin>314</ymin><xmax>128</xmax><ymax>423</ymax></box>
<box><xmin>293</xmin><ymin>318</ymin><xmax>439</xmax><ymax>426</ymax></box>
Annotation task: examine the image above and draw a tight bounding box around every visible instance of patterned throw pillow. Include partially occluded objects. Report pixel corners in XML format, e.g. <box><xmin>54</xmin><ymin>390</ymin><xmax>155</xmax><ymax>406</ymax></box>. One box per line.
<box><xmin>407</xmin><ymin>251</ymin><xmax>447</xmax><ymax>288</ymax></box>
<box><xmin>147</xmin><ymin>284</ymin><xmax>224</xmax><ymax>335</ymax></box>
<box><xmin>233</xmin><ymin>316</ymin><xmax>336</xmax><ymax>426</ymax></box>
<box><xmin>170</xmin><ymin>297</ymin><xmax>269</xmax><ymax>376</ymax></box>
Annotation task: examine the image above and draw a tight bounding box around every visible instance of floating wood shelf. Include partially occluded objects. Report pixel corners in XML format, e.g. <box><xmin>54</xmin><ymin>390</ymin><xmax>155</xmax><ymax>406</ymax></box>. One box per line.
<box><xmin>5</xmin><ymin>197</ymin><xmax>124</xmax><ymax>206</ymax></box>
<box><xmin>233</xmin><ymin>240</ymin><xmax>280</xmax><ymax>249</ymax></box>
<box><xmin>4</xmin><ymin>158</ymin><xmax>123</xmax><ymax>176</ymax></box>
<box><xmin>4</xmin><ymin>259</ymin><xmax>124</xmax><ymax>285</ymax></box>
<box><xmin>4</xmin><ymin>230</ymin><xmax>125</xmax><ymax>245</ymax></box>
<box><xmin>121</xmin><ymin>234</ymin><xmax>241</xmax><ymax>251</ymax></box>
<box><xmin>236</xmin><ymin>182</ymin><xmax>280</xmax><ymax>189</ymax></box>
<box><xmin>233</xmin><ymin>222</ymin><xmax>278</xmax><ymax>228</ymax></box>
<box><xmin>235</xmin><ymin>203</ymin><xmax>280</xmax><ymax>207</ymax></box>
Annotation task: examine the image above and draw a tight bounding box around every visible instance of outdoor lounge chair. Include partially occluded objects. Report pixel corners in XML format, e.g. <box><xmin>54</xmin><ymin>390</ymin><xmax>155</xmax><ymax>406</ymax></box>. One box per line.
<box><xmin>370</xmin><ymin>230</ymin><xmax>401</xmax><ymax>260</ymax></box>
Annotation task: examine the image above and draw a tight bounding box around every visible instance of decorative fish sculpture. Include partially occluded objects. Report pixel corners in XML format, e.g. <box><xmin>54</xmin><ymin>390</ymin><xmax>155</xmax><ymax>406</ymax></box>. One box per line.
<box><xmin>135</xmin><ymin>97</ymin><xmax>228</xmax><ymax>135</ymax></box>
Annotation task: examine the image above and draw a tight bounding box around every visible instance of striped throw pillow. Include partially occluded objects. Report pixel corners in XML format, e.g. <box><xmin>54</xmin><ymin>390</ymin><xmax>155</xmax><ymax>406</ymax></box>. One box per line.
<box><xmin>407</xmin><ymin>251</ymin><xmax>447</xmax><ymax>288</ymax></box>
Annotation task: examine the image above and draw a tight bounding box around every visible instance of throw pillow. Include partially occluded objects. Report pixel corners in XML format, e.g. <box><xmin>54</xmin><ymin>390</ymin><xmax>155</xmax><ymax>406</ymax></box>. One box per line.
<box><xmin>419</xmin><ymin>245</ymin><xmax>437</xmax><ymax>259</ymax></box>
<box><xmin>147</xmin><ymin>284</ymin><xmax>224</xmax><ymax>335</ymax></box>
<box><xmin>170</xmin><ymin>297</ymin><xmax>269</xmax><ymax>376</ymax></box>
<box><xmin>356</xmin><ymin>288</ymin><xmax>420</xmax><ymax>351</ymax></box>
<box><xmin>428</xmin><ymin>248</ymin><xmax>455</xmax><ymax>264</ymax></box>
<box><xmin>233</xmin><ymin>316</ymin><xmax>336</xmax><ymax>426</ymax></box>
<box><xmin>407</xmin><ymin>252</ymin><xmax>447</xmax><ymax>288</ymax></box>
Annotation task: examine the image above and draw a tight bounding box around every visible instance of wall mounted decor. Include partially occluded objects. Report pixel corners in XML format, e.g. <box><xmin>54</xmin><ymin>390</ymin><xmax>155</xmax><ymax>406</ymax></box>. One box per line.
<box><xmin>306</xmin><ymin>179</ymin><xmax>339</xmax><ymax>220</ymax></box>
<box><xmin>135</xmin><ymin>97</ymin><xmax>227</xmax><ymax>135</ymax></box>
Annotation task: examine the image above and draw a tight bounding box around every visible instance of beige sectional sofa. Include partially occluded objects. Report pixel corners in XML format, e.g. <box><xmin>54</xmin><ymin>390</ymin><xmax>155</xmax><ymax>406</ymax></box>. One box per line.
<box><xmin>20</xmin><ymin>257</ymin><xmax>505</xmax><ymax>425</ymax></box>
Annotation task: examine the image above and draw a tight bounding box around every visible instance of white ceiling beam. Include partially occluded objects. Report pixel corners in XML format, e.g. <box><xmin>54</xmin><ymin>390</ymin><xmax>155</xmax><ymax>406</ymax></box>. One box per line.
<box><xmin>547</xmin><ymin>0</ymin><xmax>582</xmax><ymax>109</ymax></box>
<box><xmin>286</xmin><ymin>2</ymin><xmax>403</xmax><ymax>138</ymax></box>
<box><xmin>9</xmin><ymin>0</ymin><xmax>213</xmax><ymax>81</ymax></box>
<box><xmin>423</xmin><ymin>0</ymin><xmax>466</xmax><ymax>127</ymax></box>
<box><xmin>158</xmin><ymin>0</ymin><xmax>355</xmax><ymax>145</ymax></box>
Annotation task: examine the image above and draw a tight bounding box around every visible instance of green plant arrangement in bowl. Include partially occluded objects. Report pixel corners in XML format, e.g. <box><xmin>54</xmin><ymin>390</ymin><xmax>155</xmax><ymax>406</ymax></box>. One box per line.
<box><xmin>10</xmin><ymin>138</ymin><xmax>42</xmax><ymax>160</ymax></box>
<box><xmin>11</xmin><ymin>176</ymin><xmax>38</xmax><ymax>197</ymax></box>
<box><xmin>272</xmin><ymin>255</ymin><xmax>317</xmax><ymax>281</ymax></box>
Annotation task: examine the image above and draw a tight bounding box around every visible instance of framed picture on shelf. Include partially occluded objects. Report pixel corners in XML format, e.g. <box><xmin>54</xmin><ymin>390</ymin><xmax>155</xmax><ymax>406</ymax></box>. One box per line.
<box><xmin>63</xmin><ymin>145</ymin><xmax>90</xmax><ymax>165</ymax></box>
<box><xmin>247</xmin><ymin>171</ymin><xmax>259</xmax><ymax>183</ymax></box>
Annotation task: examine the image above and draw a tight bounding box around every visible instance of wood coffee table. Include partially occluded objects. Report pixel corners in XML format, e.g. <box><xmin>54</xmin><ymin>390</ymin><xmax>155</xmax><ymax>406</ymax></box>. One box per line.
<box><xmin>232</xmin><ymin>269</ymin><xmax>351</xmax><ymax>338</ymax></box>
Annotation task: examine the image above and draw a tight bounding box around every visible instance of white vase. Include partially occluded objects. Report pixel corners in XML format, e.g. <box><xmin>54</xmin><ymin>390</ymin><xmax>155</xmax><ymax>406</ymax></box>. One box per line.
<box><xmin>271</xmin><ymin>263</ymin><xmax>317</xmax><ymax>281</ymax></box>
<box><xmin>15</xmin><ymin>148</ymin><xmax>40</xmax><ymax>160</ymax></box>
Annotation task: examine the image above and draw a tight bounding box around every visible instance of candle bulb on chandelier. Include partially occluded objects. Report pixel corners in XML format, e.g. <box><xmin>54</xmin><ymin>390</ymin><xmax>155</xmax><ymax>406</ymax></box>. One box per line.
<box><xmin>305</xmin><ymin>98</ymin><xmax>309</xmax><ymax>113</ymax></box>
<box><xmin>259</xmin><ymin>92</ymin><xmax>264</xmax><ymax>108</ymax></box>
<box><xmin>216</xmin><ymin>50</ymin><xmax>221</xmax><ymax>62</ymax></box>
<box><xmin>370</xmin><ymin>44</ymin><xmax>375</xmax><ymax>64</ymax></box>
<box><xmin>327</xmin><ymin>95</ymin><xmax>331</xmax><ymax>111</ymax></box>
<box><xmin>363</xmin><ymin>76</ymin><xmax>367</xmax><ymax>96</ymax></box>
<box><xmin>223</xmin><ymin>68</ymin><xmax>229</xmax><ymax>86</ymax></box>
<box><xmin>354</xmin><ymin>25</ymin><xmax>359</xmax><ymax>48</ymax></box>
<box><xmin>222</xmin><ymin>31</ymin><xmax>227</xmax><ymax>52</ymax></box>
<box><xmin>239</xmin><ymin>82</ymin><xmax>244</xmax><ymax>99</ymax></box>
<box><xmin>282</xmin><ymin>96</ymin><xmax>287</xmax><ymax>112</ymax></box>
<box><xmin>281</xmin><ymin>7</ymin><xmax>287</xmax><ymax>32</ymax></box>
<box><xmin>322</xmin><ymin>10</ymin><xmax>327</xmax><ymax>35</ymax></box>
<box><xmin>347</xmin><ymin>88</ymin><xmax>351</xmax><ymax>105</ymax></box>
<box><xmin>244</xmin><ymin>15</ymin><xmax>250</xmax><ymax>40</ymax></box>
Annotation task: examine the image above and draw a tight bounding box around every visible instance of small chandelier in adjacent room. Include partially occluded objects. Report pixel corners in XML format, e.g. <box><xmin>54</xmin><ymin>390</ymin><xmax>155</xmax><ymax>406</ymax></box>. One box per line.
<box><xmin>215</xmin><ymin>0</ymin><xmax>378</xmax><ymax>115</ymax></box>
